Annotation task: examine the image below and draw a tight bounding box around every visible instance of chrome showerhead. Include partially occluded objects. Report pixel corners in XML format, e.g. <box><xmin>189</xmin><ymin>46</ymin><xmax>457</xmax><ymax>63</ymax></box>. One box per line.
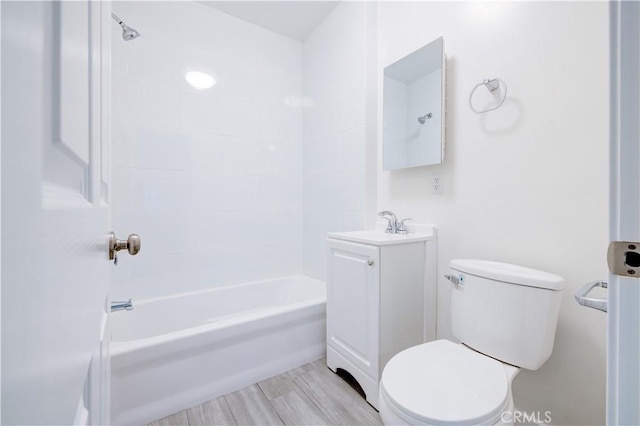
<box><xmin>417</xmin><ymin>112</ymin><xmax>432</xmax><ymax>124</ymax></box>
<box><xmin>120</xmin><ymin>23</ymin><xmax>141</xmax><ymax>41</ymax></box>
<box><xmin>111</xmin><ymin>13</ymin><xmax>141</xmax><ymax>41</ymax></box>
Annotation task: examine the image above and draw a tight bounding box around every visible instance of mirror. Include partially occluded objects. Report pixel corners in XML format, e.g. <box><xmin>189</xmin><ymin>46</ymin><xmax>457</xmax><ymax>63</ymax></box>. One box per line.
<box><xmin>383</xmin><ymin>37</ymin><xmax>445</xmax><ymax>171</ymax></box>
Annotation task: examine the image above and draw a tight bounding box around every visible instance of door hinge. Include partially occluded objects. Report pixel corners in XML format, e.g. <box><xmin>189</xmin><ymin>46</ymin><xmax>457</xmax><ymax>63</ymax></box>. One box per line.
<box><xmin>607</xmin><ymin>241</ymin><xmax>640</xmax><ymax>277</ymax></box>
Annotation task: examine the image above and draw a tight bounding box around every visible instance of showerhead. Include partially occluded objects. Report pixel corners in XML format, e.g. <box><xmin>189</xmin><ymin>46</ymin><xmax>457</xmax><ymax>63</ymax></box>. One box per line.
<box><xmin>120</xmin><ymin>23</ymin><xmax>141</xmax><ymax>41</ymax></box>
<box><xmin>417</xmin><ymin>112</ymin><xmax>432</xmax><ymax>124</ymax></box>
<box><xmin>111</xmin><ymin>13</ymin><xmax>141</xmax><ymax>41</ymax></box>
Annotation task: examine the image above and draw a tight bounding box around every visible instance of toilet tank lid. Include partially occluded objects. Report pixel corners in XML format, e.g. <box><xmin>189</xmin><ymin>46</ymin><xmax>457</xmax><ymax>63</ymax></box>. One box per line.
<box><xmin>450</xmin><ymin>259</ymin><xmax>564</xmax><ymax>291</ymax></box>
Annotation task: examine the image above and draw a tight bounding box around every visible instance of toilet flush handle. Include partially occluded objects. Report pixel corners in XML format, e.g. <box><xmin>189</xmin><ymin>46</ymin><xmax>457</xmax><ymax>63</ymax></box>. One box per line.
<box><xmin>445</xmin><ymin>274</ymin><xmax>465</xmax><ymax>287</ymax></box>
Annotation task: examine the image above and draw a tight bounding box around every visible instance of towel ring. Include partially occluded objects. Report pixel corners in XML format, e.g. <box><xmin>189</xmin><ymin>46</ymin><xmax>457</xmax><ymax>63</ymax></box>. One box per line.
<box><xmin>469</xmin><ymin>78</ymin><xmax>508</xmax><ymax>114</ymax></box>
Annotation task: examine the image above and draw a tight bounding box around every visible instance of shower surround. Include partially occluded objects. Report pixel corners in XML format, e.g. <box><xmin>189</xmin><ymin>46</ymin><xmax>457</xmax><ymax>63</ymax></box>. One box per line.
<box><xmin>110</xmin><ymin>1</ymin><xmax>377</xmax><ymax>421</ymax></box>
<box><xmin>111</xmin><ymin>1</ymin><xmax>305</xmax><ymax>301</ymax></box>
<box><xmin>111</xmin><ymin>0</ymin><xmax>377</xmax><ymax>304</ymax></box>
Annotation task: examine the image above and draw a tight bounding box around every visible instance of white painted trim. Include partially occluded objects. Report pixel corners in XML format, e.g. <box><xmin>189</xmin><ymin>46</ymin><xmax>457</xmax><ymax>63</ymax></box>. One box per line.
<box><xmin>0</xmin><ymin>3</ymin><xmax>3</xmax><ymax>422</ymax></box>
<box><xmin>424</xmin><ymin>237</ymin><xmax>437</xmax><ymax>342</ymax></box>
<box><xmin>73</xmin><ymin>396</ymin><xmax>89</xmax><ymax>426</ymax></box>
<box><xmin>98</xmin><ymin>2</ymin><xmax>112</xmax><ymax>424</ymax></box>
<box><xmin>42</xmin><ymin>184</ymin><xmax>93</xmax><ymax>209</ymax></box>
<box><xmin>608</xmin><ymin>1</ymin><xmax>640</xmax><ymax>424</ymax></box>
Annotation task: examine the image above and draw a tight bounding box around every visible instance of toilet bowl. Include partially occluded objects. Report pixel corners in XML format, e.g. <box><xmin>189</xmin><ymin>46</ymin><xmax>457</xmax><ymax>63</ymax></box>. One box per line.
<box><xmin>379</xmin><ymin>340</ymin><xmax>518</xmax><ymax>425</ymax></box>
<box><xmin>378</xmin><ymin>259</ymin><xmax>564</xmax><ymax>426</ymax></box>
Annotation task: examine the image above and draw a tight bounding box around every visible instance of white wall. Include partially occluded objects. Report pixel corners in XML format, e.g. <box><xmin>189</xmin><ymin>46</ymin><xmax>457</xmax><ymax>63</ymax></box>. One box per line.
<box><xmin>378</xmin><ymin>2</ymin><xmax>608</xmax><ymax>425</ymax></box>
<box><xmin>383</xmin><ymin>75</ymin><xmax>408</xmax><ymax>169</ymax></box>
<box><xmin>111</xmin><ymin>2</ymin><xmax>304</xmax><ymax>300</ymax></box>
<box><xmin>302</xmin><ymin>1</ymin><xmax>377</xmax><ymax>281</ymax></box>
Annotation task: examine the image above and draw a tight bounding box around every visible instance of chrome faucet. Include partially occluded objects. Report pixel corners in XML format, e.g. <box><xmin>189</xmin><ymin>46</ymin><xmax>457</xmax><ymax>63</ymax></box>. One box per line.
<box><xmin>111</xmin><ymin>299</ymin><xmax>133</xmax><ymax>313</ymax></box>
<box><xmin>378</xmin><ymin>211</ymin><xmax>399</xmax><ymax>233</ymax></box>
<box><xmin>378</xmin><ymin>211</ymin><xmax>412</xmax><ymax>235</ymax></box>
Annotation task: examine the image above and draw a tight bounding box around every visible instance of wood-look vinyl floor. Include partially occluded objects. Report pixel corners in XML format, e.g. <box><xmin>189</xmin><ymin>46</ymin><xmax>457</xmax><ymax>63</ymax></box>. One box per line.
<box><xmin>148</xmin><ymin>358</ymin><xmax>383</xmax><ymax>426</ymax></box>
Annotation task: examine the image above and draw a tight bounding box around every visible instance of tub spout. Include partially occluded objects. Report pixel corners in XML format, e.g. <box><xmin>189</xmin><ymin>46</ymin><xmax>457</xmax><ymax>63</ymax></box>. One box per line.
<box><xmin>111</xmin><ymin>299</ymin><xmax>133</xmax><ymax>313</ymax></box>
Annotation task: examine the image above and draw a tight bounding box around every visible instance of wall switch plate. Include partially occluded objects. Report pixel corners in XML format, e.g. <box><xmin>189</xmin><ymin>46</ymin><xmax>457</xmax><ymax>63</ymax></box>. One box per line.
<box><xmin>432</xmin><ymin>175</ymin><xmax>443</xmax><ymax>194</ymax></box>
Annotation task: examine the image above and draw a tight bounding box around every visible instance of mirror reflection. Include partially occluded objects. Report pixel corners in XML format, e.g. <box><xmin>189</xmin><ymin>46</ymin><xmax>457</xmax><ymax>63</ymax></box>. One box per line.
<box><xmin>383</xmin><ymin>37</ymin><xmax>445</xmax><ymax>170</ymax></box>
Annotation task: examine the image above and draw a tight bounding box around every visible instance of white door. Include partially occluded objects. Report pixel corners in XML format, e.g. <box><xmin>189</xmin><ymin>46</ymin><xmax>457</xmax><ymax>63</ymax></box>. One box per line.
<box><xmin>327</xmin><ymin>239</ymin><xmax>380</xmax><ymax>380</ymax></box>
<box><xmin>2</xmin><ymin>1</ymin><xmax>113</xmax><ymax>424</ymax></box>
<box><xmin>607</xmin><ymin>1</ymin><xmax>640</xmax><ymax>424</ymax></box>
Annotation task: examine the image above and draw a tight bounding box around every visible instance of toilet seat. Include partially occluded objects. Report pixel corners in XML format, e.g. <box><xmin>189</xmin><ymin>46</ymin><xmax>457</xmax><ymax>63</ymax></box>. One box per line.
<box><xmin>380</xmin><ymin>340</ymin><xmax>511</xmax><ymax>425</ymax></box>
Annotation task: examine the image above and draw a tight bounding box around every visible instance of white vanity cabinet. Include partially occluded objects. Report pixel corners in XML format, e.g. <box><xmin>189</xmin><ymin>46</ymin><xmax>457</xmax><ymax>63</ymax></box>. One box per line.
<box><xmin>326</xmin><ymin>226</ymin><xmax>437</xmax><ymax>409</ymax></box>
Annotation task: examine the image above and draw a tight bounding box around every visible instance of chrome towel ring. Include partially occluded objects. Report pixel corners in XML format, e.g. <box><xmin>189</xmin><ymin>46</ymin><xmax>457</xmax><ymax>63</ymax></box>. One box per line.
<box><xmin>469</xmin><ymin>78</ymin><xmax>508</xmax><ymax>114</ymax></box>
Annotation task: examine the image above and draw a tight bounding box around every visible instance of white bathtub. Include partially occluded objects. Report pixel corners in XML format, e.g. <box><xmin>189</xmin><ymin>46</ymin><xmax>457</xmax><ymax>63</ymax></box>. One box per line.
<box><xmin>110</xmin><ymin>275</ymin><xmax>326</xmax><ymax>425</ymax></box>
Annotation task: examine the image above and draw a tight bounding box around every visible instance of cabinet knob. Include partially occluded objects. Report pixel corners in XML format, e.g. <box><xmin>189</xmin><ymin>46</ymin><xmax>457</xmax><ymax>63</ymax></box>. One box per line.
<box><xmin>367</xmin><ymin>259</ymin><xmax>374</xmax><ymax>266</ymax></box>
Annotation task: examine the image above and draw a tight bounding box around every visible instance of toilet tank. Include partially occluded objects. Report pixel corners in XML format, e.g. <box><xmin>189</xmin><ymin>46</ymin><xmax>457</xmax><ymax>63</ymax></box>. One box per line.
<box><xmin>449</xmin><ymin>259</ymin><xmax>564</xmax><ymax>370</ymax></box>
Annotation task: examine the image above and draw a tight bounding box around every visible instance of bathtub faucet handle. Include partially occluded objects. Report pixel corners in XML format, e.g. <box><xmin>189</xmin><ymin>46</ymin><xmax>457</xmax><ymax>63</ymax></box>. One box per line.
<box><xmin>111</xmin><ymin>299</ymin><xmax>133</xmax><ymax>313</ymax></box>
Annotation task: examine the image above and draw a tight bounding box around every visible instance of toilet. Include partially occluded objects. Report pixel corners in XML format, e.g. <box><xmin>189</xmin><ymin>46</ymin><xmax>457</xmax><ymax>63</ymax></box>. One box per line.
<box><xmin>378</xmin><ymin>259</ymin><xmax>564</xmax><ymax>426</ymax></box>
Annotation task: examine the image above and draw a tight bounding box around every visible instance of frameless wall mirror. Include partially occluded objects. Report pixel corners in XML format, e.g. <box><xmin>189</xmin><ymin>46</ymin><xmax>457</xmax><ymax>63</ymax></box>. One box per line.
<box><xmin>383</xmin><ymin>37</ymin><xmax>445</xmax><ymax>171</ymax></box>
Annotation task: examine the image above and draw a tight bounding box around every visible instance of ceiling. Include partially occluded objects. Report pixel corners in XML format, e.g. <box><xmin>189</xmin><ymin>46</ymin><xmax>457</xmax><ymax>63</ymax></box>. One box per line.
<box><xmin>200</xmin><ymin>1</ymin><xmax>340</xmax><ymax>41</ymax></box>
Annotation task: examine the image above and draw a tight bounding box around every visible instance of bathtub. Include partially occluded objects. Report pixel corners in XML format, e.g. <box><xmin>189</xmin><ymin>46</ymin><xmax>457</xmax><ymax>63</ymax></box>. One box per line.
<box><xmin>110</xmin><ymin>275</ymin><xmax>326</xmax><ymax>425</ymax></box>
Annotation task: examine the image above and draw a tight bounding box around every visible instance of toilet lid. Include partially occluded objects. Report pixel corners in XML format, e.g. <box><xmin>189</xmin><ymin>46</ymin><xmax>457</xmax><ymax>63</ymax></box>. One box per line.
<box><xmin>381</xmin><ymin>340</ymin><xmax>510</xmax><ymax>425</ymax></box>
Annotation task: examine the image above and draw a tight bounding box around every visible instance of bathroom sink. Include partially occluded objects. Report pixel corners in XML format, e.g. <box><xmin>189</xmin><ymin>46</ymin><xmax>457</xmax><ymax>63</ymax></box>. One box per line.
<box><xmin>328</xmin><ymin>223</ymin><xmax>436</xmax><ymax>246</ymax></box>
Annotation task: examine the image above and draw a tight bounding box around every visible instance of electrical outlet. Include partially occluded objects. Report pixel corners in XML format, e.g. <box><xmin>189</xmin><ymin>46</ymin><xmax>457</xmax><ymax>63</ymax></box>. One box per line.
<box><xmin>432</xmin><ymin>175</ymin><xmax>443</xmax><ymax>194</ymax></box>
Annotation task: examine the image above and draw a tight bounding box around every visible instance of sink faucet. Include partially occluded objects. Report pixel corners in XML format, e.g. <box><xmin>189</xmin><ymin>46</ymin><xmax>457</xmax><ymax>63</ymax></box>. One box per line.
<box><xmin>378</xmin><ymin>211</ymin><xmax>413</xmax><ymax>235</ymax></box>
<box><xmin>378</xmin><ymin>211</ymin><xmax>399</xmax><ymax>233</ymax></box>
<box><xmin>378</xmin><ymin>210</ymin><xmax>398</xmax><ymax>234</ymax></box>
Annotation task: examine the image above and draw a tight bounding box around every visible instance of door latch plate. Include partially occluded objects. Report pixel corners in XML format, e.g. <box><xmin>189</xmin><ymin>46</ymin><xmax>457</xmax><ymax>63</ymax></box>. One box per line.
<box><xmin>607</xmin><ymin>241</ymin><xmax>640</xmax><ymax>277</ymax></box>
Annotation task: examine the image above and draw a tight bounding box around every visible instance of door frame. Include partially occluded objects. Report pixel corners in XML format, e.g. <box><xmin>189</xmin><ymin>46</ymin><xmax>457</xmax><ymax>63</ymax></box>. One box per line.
<box><xmin>608</xmin><ymin>1</ymin><xmax>640</xmax><ymax>424</ymax></box>
<box><xmin>0</xmin><ymin>3</ymin><xmax>3</xmax><ymax>422</ymax></box>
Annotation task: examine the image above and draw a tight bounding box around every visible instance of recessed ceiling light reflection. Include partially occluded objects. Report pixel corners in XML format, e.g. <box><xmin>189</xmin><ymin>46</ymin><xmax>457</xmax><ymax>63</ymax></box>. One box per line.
<box><xmin>185</xmin><ymin>71</ymin><xmax>216</xmax><ymax>90</ymax></box>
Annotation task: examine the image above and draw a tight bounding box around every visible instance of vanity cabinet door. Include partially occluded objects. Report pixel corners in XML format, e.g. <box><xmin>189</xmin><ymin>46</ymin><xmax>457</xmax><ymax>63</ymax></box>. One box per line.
<box><xmin>327</xmin><ymin>239</ymin><xmax>380</xmax><ymax>381</ymax></box>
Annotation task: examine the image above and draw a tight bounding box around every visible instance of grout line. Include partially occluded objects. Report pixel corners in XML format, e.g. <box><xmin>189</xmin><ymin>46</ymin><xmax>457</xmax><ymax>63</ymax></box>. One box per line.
<box><xmin>292</xmin><ymin>368</ymin><xmax>326</xmax><ymax>420</ymax></box>
<box><xmin>222</xmin><ymin>395</ymin><xmax>240</xmax><ymax>426</ymax></box>
<box><xmin>291</xmin><ymin>369</ymin><xmax>332</xmax><ymax>425</ymax></box>
<box><xmin>268</xmin><ymin>398</ymin><xmax>287</xmax><ymax>426</ymax></box>
<box><xmin>184</xmin><ymin>406</ymin><xmax>193</xmax><ymax>426</ymax></box>
<box><xmin>303</xmin><ymin>167</ymin><xmax>370</xmax><ymax>178</ymax></box>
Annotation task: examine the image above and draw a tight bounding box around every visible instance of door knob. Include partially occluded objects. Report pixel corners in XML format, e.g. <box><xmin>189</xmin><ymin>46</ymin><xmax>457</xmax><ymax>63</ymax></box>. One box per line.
<box><xmin>109</xmin><ymin>232</ymin><xmax>141</xmax><ymax>261</ymax></box>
